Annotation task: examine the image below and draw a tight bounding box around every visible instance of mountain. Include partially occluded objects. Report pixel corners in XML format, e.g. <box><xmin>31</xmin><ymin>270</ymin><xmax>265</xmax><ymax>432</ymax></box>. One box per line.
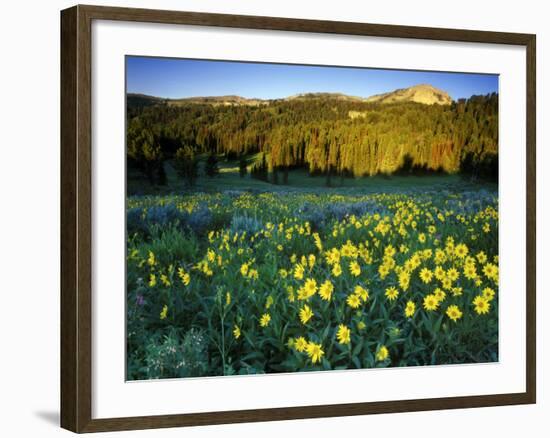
<box><xmin>365</xmin><ymin>84</ymin><xmax>452</xmax><ymax>105</ymax></box>
<box><xmin>127</xmin><ymin>84</ymin><xmax>453</xmax><ymax>109</ymax></box>
<box><xmin>285</xmin><ymin>92</ymin><xmax>365</xmax><ymax>102</ymax></box>
<box><xmin>126</xmin><ymin>93</ymin><xmax>165</xmax><ymax>109</ymax></box>
<box><xmin>170</xmin><ymin>95</ymin><xmax>266</xmax><ymax>107</ymax></box>
<box><xmin>126</xmin><ymin>93</ymin><xmax>266</xmax><ymax>108</ymax></box>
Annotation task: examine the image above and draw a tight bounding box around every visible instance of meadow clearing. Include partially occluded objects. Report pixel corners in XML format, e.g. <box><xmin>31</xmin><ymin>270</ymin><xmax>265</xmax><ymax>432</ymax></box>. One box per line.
<box><xmin>126</xmin><ymin>163</ymin><xmax>498</xmax><ymax>380</ymax></box>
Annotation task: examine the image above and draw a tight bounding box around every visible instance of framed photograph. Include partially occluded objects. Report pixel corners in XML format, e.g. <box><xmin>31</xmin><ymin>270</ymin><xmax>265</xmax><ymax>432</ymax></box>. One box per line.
<box><xmin>60</xmin><ymin>4</ymin><xmax>536</xmax><ymax>433</ymax></box>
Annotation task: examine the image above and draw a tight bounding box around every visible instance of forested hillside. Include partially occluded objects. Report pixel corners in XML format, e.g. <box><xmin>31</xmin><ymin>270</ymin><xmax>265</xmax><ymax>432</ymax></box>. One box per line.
<box><xmin>127</xmin><ymin>91</ymin><xmax>498</xmax><ymax>184</ymax></box>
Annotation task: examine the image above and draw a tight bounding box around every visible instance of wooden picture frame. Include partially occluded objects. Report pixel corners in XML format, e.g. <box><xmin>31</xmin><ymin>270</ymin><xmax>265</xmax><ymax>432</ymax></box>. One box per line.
<box><xmin>61</xmin><ymin>4</ymin><xmax>536</xmax><ymax>433</ymax></box>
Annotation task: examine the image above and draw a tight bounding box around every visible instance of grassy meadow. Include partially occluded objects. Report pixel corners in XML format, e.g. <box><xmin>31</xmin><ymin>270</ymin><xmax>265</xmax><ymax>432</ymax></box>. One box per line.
<box><xmin>126</xmin><ymin>158</ymin><xmax>498</xmax><ymax>380</ymax></box>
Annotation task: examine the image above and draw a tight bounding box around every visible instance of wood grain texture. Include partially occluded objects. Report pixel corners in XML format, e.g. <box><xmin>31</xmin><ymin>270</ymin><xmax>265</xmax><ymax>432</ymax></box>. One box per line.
<box><xmin>60</xmin><ymin>4</ymin><xmax>537</xmax><ymax>433</ymax></box>
<box><xmin>78</xmin><ymin>4</ymin><xmax>534</xmax><ymax>44</ymax></box>
<box><xmin>525</xmin><ymin>34</ymin><xmax>536</xmax><ymax>404</ymax></box>
<box><xmin>60</xmin><ymin>5</ymin><xmax>78</xmax><ymax>432</ymax></box>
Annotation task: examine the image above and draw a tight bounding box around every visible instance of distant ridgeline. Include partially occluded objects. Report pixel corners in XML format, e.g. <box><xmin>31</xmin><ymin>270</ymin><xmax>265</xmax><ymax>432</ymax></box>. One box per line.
<box><xmin>127</xmin><ymin>84</ymin><xmax>498</xmax><ymax>183</ymax></box>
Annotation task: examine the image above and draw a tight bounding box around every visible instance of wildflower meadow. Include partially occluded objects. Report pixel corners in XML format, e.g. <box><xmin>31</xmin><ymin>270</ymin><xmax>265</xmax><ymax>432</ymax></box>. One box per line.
<box><xmin>126</xmin><ymin>186</ymin><xmax>498</xmax><ymax>379</ymax></box>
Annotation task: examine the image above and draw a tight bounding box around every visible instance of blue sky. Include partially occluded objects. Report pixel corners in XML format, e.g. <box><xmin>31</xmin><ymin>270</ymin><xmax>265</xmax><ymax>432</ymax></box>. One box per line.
<box><xmin>126</xmin><ymin>56</ymin><xmax>498</xmax><ymax>101</ymax></box>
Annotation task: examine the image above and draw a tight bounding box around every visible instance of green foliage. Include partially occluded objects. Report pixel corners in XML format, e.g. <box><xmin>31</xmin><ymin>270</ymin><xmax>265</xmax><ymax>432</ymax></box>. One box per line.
<box><xmin>174</xmin><ymin>146</ymin><xmax>198</xmax><ymax>186</ymax></box>
<box><xmin>127</xmin><ymin>93</ymin><xmax>498</xmax><ymax>181</ymax></box>
<box><xmin>205</xmin><ymin>154</ymin><xmax>220</xmax><ymax>178</ymax></box>
<box><xmin>127</xmin><ymin>125</ymin><xmax>165</xmax><ymax>184</ymax></box>
<box><xmin>157</xmin><ymin>162</ymin><xmax>167</xmax><ymax>185</ymax></box>
<box><xmin>127</xmin><ymin>186</ymin><xmax>498</xmax><ymax>379</ymax></box>
<box><xmin>251</xmin><ymin>153</ymin><xmax>269</xmax><ymax>181</ymax></box>
<box><xmin>128</xmin><ymin>328</ymin><xmax>209</xmax><ymax>380</ymax></box>
<box><xmin>239</xmin><ymin>155</ymin><xmax>248</xmax><ymax>178</ymax></box>
<box><xmin>229</xmin><ymin>214</ymin><xmax>263</xmax><ymax>235</ymax></box>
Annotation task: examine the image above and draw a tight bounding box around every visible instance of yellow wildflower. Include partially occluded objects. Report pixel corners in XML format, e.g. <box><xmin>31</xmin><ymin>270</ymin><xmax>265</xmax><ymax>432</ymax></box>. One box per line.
<box><xmin>423</xmin><ymin>294</ymin><xmax>439</xmax><ymax>311</ymax></box>
<box><xmin>303</xmin><ymin>278</ymin><xmax>318</xmax><ymax>297</ymax></box>
<box><xmin>299</xmin><ymin>304</ymin><xmax>314</xmax><ymax>324</ymax></box>
<box><xmin>177</xmin><ymin>267</ymin><xmax>191</xmax><ymax>286</ymax></box>
<box><xmin>350</xmin><ymin>261</ymin><xmax>361</xmax><ymax>277</ymax></box>
<box><xmin>447</xmin><ymin>268</ymin><xmax>459</xmax><ymax>282</ymax></box>
<box><xmin>294</xmin><ymin>336</ymin><xmax>308</xmax><ymax>352</ymax></box>
<box><xmin>354</xmin><ymin>285</ymin><xmax>369</xmax><ymax>302</ymax></box>
<box><xmin>419</xmin><ymin>268</ymin><xmax>433</xmax><ymax>284</ymax></box>
<box><xmin>385</xmin><ymin>286</ymin><xmax>399</xmax><ymax>301</ymax></box>
<box><xmin>147</xmin><ymin>251</ymin><xmax>156</xmax><ymax>266</ymax></box>
<box><xmin>454</xmin><ymin>243</ymin><xmax>468</xmax><ymax>258</ymax></box>
<box><xmin>376</xmin><ymin>345</ymin><xmax>389</xmax><ymax>361</ymax></box>
<box><xmin>482</xmin><ymin>287</ymin><xmax>496</xmax><ymax>301</ymax></box>
<box><xmin>483</xmin><ymin>263</ymin><xmax>499</xmax><ymax>281</ymax></box>
<box><xmin>336</xmin><ymin>324</ymin><xmax>351</xmax><ymax>345</ymax></box>
<box><xmin>294</xmin><ymin>263</ymin><xmax>305</xmax><ymax>280</ymax></box>
<box><xmin>319</xmin><ymin>280</ymin><xmax>334</xmax><ymax>301</ymax></box>
<box><xmin>346</xmin><ymin>294</ymin><xmax>361</xmax><ymax>309</ymax></box>
<box><xmin>473</xmin><ymin>296</ymin><xmax>491</xmax><ymax>314</ymax></box>
<box><xmin>160</xmin><ymin>273</ymin><xmax>171</xmax><ymax>287</ymax></box>
<box><xmin>308</xmin><ymin>254</ymin><xmax>316</xmax><ymax>269</ymax></box>
<box><xmin>446</xmin><ymin>304</ymin><xmax>463</xmax><ymax>322</ymax></box>
<box><xmin>306</xmin><ymin>342</ymin><xmax>324</xmax><ymax>364</ymax></box>
<box><xmin>405</xmin><ymin>300</ymin><xmax>416</xmax><ymax>318</ymax></box>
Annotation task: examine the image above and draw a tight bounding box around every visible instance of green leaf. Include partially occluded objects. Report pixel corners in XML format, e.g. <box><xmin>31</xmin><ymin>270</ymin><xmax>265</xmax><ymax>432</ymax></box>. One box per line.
<box><xmin>352</xmin><ymin>341</ymin><xmax>363</xmax><ymax>357</ymax></box>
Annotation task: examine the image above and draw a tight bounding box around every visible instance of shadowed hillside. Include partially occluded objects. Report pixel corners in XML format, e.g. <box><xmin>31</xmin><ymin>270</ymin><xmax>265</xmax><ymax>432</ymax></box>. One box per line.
<box><xmin>126</xmin><ymin>86</ymin><xmax>498</xmax><ymax>186</ymax></box>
